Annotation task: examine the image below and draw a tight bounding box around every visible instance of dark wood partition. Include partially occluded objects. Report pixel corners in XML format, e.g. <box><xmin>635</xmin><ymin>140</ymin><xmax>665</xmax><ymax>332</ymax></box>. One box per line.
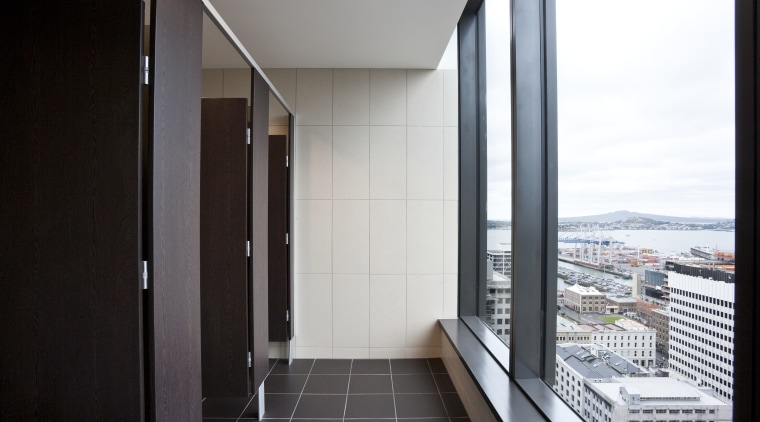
<box><xmin>249</xmin><ymin>69</ymin><xmax>270</xmax><ymax>390</ymax></box>
<box><xmin>201</xmin><ymin>98</ymin><xmax>250</xmax><ymax>396</ymax></box>
<box><xmin>0</xmin><ymin>1</ymin><xmax>145</xmax><ymax>420</ymax></box>
<box><xmin>269</xmin><ymin>135</ymin><xmax>291</xmax><ymax>341</ymax></box>
<box><xmin>147</xmin><ymin>0</ymin><xmax>203</xmax><ymax>419</ymax></box>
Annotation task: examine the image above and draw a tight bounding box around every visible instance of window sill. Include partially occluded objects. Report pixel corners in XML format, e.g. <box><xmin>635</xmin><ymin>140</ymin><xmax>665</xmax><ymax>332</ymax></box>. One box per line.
<box><xmin>439</xmin><ymin>318</ymin><xmax>582</xmax><ymax>422</ymax></box>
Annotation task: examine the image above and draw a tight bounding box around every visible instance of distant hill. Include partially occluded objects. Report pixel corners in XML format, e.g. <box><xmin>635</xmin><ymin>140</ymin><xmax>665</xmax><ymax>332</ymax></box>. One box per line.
<box><xmin>558</xmin><ymin>210</ymin><xmax>732</xmax><ymax>224</ymax></box>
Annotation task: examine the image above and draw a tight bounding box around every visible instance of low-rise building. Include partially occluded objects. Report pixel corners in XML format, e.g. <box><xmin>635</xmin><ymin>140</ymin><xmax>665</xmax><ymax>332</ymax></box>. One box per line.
<box><xmin>583</xmin><ymin>377</ymin><xmax>731</xmax><ymax>422</ymax></box>
<box><xmin>606</xmin><ymin>295</ymin><xmax>637</xmax><ymax>314</ymax></box>
<box><xmin>554</xmin><ymin>343</ymin><xmax>643</xmax><ymax>414</ymax></box>
<box><xmin>565</xmin><ymin>284</ymin><xmax>607</xmax><ymax>313</ymax></box>
<box><xmin>585</xmin><ymin>319</ymin><xmax>656</xmax><ymax>368</ymax></box>
<box><xmin>650</xmin><ymin>307</ymin><xmax>670</xmax><ymax>358</ymax></box>
<box><xmin>557</xmin><ymin>316</ymin><xmax>592</xmax><ymax>344</ymax></box>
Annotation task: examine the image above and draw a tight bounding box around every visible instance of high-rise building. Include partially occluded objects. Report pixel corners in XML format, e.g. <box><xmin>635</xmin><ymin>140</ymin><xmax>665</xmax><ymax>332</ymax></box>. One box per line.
<box><xmin>667</xmin><ymin>261</ymin><xmax>735</xmax><ymax>402</ymax></box>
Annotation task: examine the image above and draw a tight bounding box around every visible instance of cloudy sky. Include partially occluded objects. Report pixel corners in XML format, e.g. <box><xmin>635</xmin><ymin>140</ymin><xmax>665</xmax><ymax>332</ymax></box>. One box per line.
<box><xmin>481</xmin><ymin>0</ymin><xmax>735</xmax><ymax>220</ymax></box>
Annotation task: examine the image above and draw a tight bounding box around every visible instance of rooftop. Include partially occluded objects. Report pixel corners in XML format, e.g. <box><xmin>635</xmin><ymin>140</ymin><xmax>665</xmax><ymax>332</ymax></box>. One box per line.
<box><xmin>588</xmin><ymin>378</ymin><xmax>729</xmax><ymax>407</ymax></box>
<box><xmin>557</xmin><ymin>343</ymin><xmax>643</xmax><ymax>379</ymax></box>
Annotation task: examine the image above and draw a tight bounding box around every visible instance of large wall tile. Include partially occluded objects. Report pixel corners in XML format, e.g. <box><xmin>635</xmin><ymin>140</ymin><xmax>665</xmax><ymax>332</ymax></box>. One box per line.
<box><xmin>295</xmin><ymin>347</ymin><xmax>334</xmax><ymax>359</ymax></box>
<box><xmin>370</xmin><ymin>275</ymin><xmax>407</xmax><ymax>348</ymax></box>
<box><xmin>294</xmin><ymin>274</ymin><xmax>333</xmax><ymax>347</ymax></box>
<box><xmin>369</xmin><ymin>348</ymin><xmax>407</xmax><ymax>359</ymax></box>
<box><xmin>443</xmin><ymin>274</ymin><xmax>458</xmax><ymax>318</ymax></box>
<box><xmin>369</xmin><ymin>200</ymin><xmax>406</xmax><ymax>274</ymax></box>
<box><xmin>333</xmin><ymin>275</ymin><xmax>370</xmax><ymax>348</ymax></box>
<box><xmin>222</xmin><ymin>68</ymin><xmax>251</xmax><ymax>103</ymax></box>
<box><xmin>202</xmin><ymin>69</ymin><xmax>223</xmax><ymax>98</ymax></box>
<box><xmin>407</xmin><ymin>275</ymin><xmax>443</xmax><ymax>347</ymax></box>
<box><xmin>370</xmin><ymin>69</ymin><xmax>406</xmax><ymax>126</ymax></box>
<box><xmin>333</xmin><ymin>348</ymin><xmax>370</xmax><ymax>359</ymax></box>
<box><xmin>443</xmin><ymin>126</ymin><xmax>458</xmax><ymax>200</ymax></box>
<box><xmin>406</xmin><ymin>347</ymin><xmax>442</xmax><ymax>358</ymax></box>
<box><xmin>443</xmin><ymin>200</ymin><xmax>458</xmax><ymax>275</ymax></box>
<box><xmin>295</xmin><ymin>126</ymin><xmax>332</xmax><ymax>199</ymax></box>
<box><xmin>407</xmin><ymin>70</ymin><xmax>443</xmax><ymax>127</ymax></box>
<box><xmin>443</xmin><ymin>69</ymin><xmax>459</xmax><ymax>127</ymax></box>
<box><xmin>296</xmin><ymin>69</ymin><xmax>333</xmax><ymax>125</ymax></box>
<box><xmin>264</xmin><ymin>68</ymin><xmax>297</xmax><ymax>110</ymax></box>
<box><xmin>333</xmin><ymin>126</ymin><xmax>370</xmax><ymax>199</ymax></box>
<box><xmin>333</xmin><ymin>200</ymin><xmax>369</xmax><ymax>274</ymax></box>
<box><xmin>407</xmin><ymin>127</ymin><xmax>443</xmax><ymax>200</ymax></box>
<box><xmin>333</xmin><ymin>69</ymin><xmax>370</xmax><ymax>126</ymax></box>
<box><xmin>294</xmin><ymin>200</ymin><xmax>332</xmax><ymax>274</ymax></box>
<box><xmin>369</xmin><ymin>126</ymin><xmax>406</xmax><ymax>199</ymax></box>
<box><xmin>407</xmin><ymin>201</ymin><xmax>443</xmax><ymax>275</ymax></box>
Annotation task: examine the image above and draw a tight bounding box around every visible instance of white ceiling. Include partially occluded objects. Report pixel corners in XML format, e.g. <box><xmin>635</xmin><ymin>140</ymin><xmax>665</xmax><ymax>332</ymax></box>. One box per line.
<box><xmin>202</xmin><ymin>0</ymin><xmax>466</xmax><ymax>69</ymax></box>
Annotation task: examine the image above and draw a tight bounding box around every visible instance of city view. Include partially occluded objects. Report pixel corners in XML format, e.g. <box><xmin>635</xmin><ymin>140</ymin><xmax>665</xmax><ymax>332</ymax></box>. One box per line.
<box><xmin>484</xmin><ymin>0</ymin><xmax>734</xmax><ymax>420</ymax></box>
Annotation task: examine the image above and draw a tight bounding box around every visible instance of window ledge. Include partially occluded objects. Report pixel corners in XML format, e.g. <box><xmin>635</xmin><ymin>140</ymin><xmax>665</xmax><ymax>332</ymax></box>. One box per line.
<box><xmin>439</xmin><ymin>318</ymin><xmax>583</xmax><ymax>422</ymax></box>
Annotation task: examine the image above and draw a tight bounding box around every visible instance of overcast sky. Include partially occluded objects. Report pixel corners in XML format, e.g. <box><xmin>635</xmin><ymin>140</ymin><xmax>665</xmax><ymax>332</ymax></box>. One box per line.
<box><xmin>482</xmin><ymin>0</ymin><xmax>735</xmax><ymax>220</ymax></box>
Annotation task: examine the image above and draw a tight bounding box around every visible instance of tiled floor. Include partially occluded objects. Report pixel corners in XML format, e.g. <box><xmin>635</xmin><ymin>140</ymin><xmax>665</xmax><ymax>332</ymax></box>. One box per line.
<box><xmin>203</xmin><ymin>358</ymin><xmax>470</xmax><ymax>421</ymax></box>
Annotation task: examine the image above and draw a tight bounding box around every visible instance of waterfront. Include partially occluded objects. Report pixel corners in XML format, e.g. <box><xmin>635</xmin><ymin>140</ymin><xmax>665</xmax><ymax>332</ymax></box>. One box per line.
<box><xmin>487</xmin><ymin>229</ymin><xmax>735</xmax><ymax>254</ymax></box>
<box><xmin>487</xmin><ymin>228</ymin><xmax>735</xmax><ymax>293</ymax></box>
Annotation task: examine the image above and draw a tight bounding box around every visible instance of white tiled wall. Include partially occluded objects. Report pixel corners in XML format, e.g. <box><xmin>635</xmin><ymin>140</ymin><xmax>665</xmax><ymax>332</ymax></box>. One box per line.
<box><xmin>268</xmin><ymin>68</ymin><xmax>459</xmax><ymax>359</ymax></box>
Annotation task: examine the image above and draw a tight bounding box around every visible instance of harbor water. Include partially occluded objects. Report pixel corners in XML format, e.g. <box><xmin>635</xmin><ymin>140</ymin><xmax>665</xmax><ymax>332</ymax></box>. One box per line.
<box><xmin>487</xmin><ymin>229</ymin><xmax>736</xmax><ymax>292</ymax></box>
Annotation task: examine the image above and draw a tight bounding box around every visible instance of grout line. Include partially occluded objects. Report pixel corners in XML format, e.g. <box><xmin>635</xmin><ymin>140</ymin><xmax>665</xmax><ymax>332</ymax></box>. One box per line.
<box><xmin>288</xmin><ymin>359</ymin><xmax>317</xmax><ymax>422</ymax></box>
<box><xmin>342</xmin><ymin>359</ymin><xmax>354</xmax><ymax>420</ymax></box>
<box><xmin>430</xmin><ymin>359</ymin><xmax>451</xmax><ymax>421</ymax></box>
<box><xmin>389</xmin><ymin>358</ymin><xmax>398</xmax><ymax>422</ymax></box>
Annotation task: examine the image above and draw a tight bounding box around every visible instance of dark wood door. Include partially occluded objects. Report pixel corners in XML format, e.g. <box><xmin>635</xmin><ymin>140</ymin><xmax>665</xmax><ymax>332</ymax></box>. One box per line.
<box><xmin>200</xmin><ymin>98</ymin><xmax>250</xmax><ymax>397</ymax></box>
<box><xmin>0</xmin><ymin>1</ymin><xmax>145</xmax><ymax>419</ymax></box>
<box><xmin>146</xmin><ymin>0</ymin><xmax>203</xmax><ymax>419</ymax></box>
<box><xmin>269</xmin><ymin>135</ymin><xmax>291</xmax><ymax>341</ymax></box>
<box><xmin>249</xmin><ymin>69</ymin><xmax>270</xmax><ymax>391</ymax></box>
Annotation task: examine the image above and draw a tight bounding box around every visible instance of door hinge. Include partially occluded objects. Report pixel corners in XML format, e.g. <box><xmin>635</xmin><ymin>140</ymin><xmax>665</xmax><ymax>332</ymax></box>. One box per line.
<box><xmin>247</xmin><ymin>240</ymin><xmax>251</xmax><ymax>257</ymax></box>
<box><xmin>246</xmin><ymin>128</ymin><xmax>251</xmax><ymax>145</ymax></box>
<box><xmin>285</xmin><ymin>233</ymin><xmax>289</xmax><ymax>245</ymax></box>
<box><xmin>286</xmin><ymin>310</ymin><xmax>289</xmax><ymax>322</ymax></box>
<box><xmin>285</xmin><ymin>156</ymin><xmax>289</xmax><ymax>167</ymax></box>
<box><xmin>142</xmin><ymin>261</ymin><xmax>149</xmax><ymax>290</ymax></box>
<box><xmin>248</xmin><ymin>351</ymin><xmax>252</xmax><ymax>368</ymax></box>
<box><xmin>143</xmin><ymin>56</ymin><xmax>150</xmax><ymax>85</ymax></box>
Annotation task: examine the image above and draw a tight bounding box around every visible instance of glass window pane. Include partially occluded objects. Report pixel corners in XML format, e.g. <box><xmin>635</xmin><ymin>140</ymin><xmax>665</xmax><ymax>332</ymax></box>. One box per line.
<box><xmin>482</xmin><ymin>0</ymin><xmax>512</xmax><ymax>345</ymax></box>
<box><xmin>554</xmin><ymin>1</ymin><xmax>735</xmax><ymax>418</ymax></box>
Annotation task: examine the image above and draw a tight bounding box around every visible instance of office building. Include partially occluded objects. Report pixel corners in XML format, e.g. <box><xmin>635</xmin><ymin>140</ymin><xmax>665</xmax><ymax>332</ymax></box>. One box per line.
<box><xmin>565</xmin><ymin>284</ymin><xmax>608</xmax><ymax>313</ymax></box>
<box><xmin>668</xmin><ymin>262</ymin><xmax>735</xmax><ymax>402</ymax></box>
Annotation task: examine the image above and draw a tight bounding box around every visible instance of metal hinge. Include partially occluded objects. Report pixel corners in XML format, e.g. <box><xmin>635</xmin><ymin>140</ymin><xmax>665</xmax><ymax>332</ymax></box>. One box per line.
<box><xmin>285</xmin><ymin>233</ymin><xmax>289</xmax><ymax>245</ymax></box>
<box><xmin>247</xmin><ymin>351</ymin><xmax>252</xmax><ymax>368</ymax></box>
<box><xmin>247</xmin><ymin>128</ymin><xmax>251</xmax><ymax>145</ymax></box>
<box><xmin>247</xmin><ymin>240</ymin><xmax>251</xmax><ymax>257</ymax></box>
<box><xmin>286</xmin><ymin>310</ymin><xmax>289</xmax><ymax>322</ymax></box>
<box><xmin>143</xmin><ymin>56</ymin><xmax>150</xmax><ymax>85</ymax></box>
<box><xmin>142</xmin><ymin>261</ymin><xmax>149</xmax><ymax>290</ymax></box>
<box><xmin>285</xmin><ymin>156</ymin><xmax>289</xmax><ymax>167</ymax></box>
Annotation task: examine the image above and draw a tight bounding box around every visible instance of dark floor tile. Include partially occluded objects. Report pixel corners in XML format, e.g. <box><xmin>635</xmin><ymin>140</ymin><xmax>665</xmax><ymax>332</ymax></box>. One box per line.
<box><xmin>351</xmin><ymin>359</ymin><xmax>391</xmax><ymax>374</ymax></box>
<box><xmin>441</xmin><ymin>392</ymin><xmax>468</xmax><ymax>417</ymax></box>
<box><xmin>451</xmin><ymin>418</ymin><xmax>471</xmax><ymax>422</ymax></box>
<box><xmin>239</xmin><ymin>393</ymin><xmax>300</xmax><ymax>419</ymax></box>
<box><xmin>264</xmin><ymin>374</ymin><xmax>309</xmax><ymax>393</ymax></box>
<box><xmin>349</xmin><ymin>374</ymin><xmax>393</xmax><ymax>394</ymax></box>
<box><xmin>290</xmin><ymin>420</ymin><xmax>342</xmax><ymax>422</ymax></box>
<box><xmin>433</xmin><ymin>373</ymin><xmax>457</xmax><ymax>393</ymax></box>
<box><xmin>345</xmin><ymin>420</ymin><xmax>395</xmax><ymax>422</ymax></box>
<box><xmin>428</xmin><ymin>358</ymin><xmax>447</xmax><ymax>373</ymax></box>
<box><xmin>390</xmin><ymin>358</ymin><xmax>432</xmax><ymax>374</ymax></box>
<box><xmin>398</xmin><ymin>419</ymin><xmax>449</xmax><ymax>422</ymax></box>
<box><xmin>269</xmin><ymin>359</ymin><xmax>314</xmax><ymax>375</ymax></box>
<box><xmin>202</xmin><ymin>419</ymin><xmax>240</xmax><ymax>421</ymax></box>
<box><xmin>202</xmin><ymin>396</ymin><xmax>253</xmax><ymax>418</ymax></box>
<box><xmin>303</xmin><ymin>374</ymin><xmax>350</xmax><ymax>394</ymax></box>
<box><xmin>311</xmin><ymin>358</ymin><xmax>352</xmax><ymax>374</ymax></box>
<box><xmin>344</xmin><ymin>394</ymin><xmax>396</xmax><ymax>418</ymax></box>
<box><xmin>292</xmin><ymin>394</ymin><xmax>347</xmax><ymax>418</ymax></box>
<box><xmin>269</xmin><ymin>358</ymin><xmax>278</xmax><ymax>370</ymax></box>
<box><xmin>395</xmin><ymin>393</ymin><xmax>448</xmax><ymax>418</ymax></box>
<box><xmin>393</xmin><ymin>373</ymin><xmax>439</xmax><ymax>393</ymax></box>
